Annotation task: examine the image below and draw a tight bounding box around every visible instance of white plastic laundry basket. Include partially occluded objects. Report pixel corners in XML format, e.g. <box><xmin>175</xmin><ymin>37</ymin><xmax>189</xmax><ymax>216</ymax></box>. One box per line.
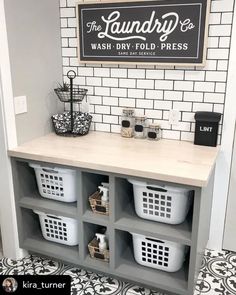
<box><xmin>128</xmin><ymin>179</ymin><xmax>191</xmax><ymax>224</ymax></box>
<box><xmin>29</xmin><ymin>163</ymin><xmax>77</xmax><ymax>202</ymax></box>
<box><xmin>34</xmin><ymin>210</ymin><xmax>79</xmax><ymax>246</ymax></box>
<box><xmin>130</xmin><ymin>232</ymin><xmax>186</xmax><ymax>272</ymax></box>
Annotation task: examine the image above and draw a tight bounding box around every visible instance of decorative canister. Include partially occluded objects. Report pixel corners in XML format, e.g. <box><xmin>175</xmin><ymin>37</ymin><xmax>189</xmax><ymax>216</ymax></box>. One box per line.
<box><xmin>121</xmin><ymin>108</ymin><xmax>135</xmax><ymax>138</ymax></box>
<box><xmin>147</xmin><ymin>124</ymin><xmax>162</xmax><ymax>140</ymax></box>
<box><xmin>134</xmin><ymin>116</ymin><xmax>146</xmax><ymax>139</ymax></box>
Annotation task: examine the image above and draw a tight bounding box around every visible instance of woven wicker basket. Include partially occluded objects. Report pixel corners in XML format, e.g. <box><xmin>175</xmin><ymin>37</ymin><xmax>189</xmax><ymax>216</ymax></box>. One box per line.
<box><xmin>89</xmin><ymin>191</ymin><xmax>109</xmax><ymax>216</ymax></box>
<box><xmin>88</xmin><ymin>238</ymin><xmax>109</xmax><ymax>262</ymax></box>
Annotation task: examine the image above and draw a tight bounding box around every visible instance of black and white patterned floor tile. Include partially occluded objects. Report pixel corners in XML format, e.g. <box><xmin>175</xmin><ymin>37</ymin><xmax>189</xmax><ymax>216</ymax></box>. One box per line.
<box><xmin>0</xmin><ymin>249</ymin><xmax>235</xmax><ymax>295</ymax></box>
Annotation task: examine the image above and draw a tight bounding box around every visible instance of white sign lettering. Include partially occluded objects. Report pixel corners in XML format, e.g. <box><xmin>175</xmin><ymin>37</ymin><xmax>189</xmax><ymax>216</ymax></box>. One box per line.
<box><xmin>97</xmin><ymin>11</ymin><xmax>179</xmax><ymax>42</ymax></box>
<box><xmin>200</xmin><ymin>126</ymin><xmax>213</xmax><ymax>132</ymax></box>
<box><xmin>180</xmin><ymin>19</ymin><xmax>195</xmax><ymax>32</ymax></box>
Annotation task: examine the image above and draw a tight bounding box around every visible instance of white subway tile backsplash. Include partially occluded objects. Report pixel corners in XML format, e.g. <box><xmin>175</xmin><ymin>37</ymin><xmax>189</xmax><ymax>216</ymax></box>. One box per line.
<box><xmin>165</xmin><ymin>70</ymin><xmax>184</xmax><ymax>80</ymax></box>
<box><xmin>86</xmin><ymin>77</ymin><xmax>101</xmax><ymax>86</ymax></box>
<box><xmin>137</xmin><ymin>79</ymin><xmax>154</xmax><ymax>89</ymax></box>
<box><xmin>111</xmin><ymin>68</ymin><xmax>127</xmax><ymax>78</ymax></box>
<box><xmin>103</xmin><ymin>115</ymin><xmax>119</xmax><ymax>124</ymax></box>
<box><xmin>119</xmin><ymin>79</ymin><xmax>136</xmax><ymax>88</ymax></box>
<box><xmin>209</xmin><ymin>25</ymin><xmax>231</xmax><ymax>37</ymax></box>
<box><xmin>164</xmin><ymin>91</ymin><xmax>182</xmax><ymax>101</ymax></box>
<box><xmin>213</xmin><ymin>104</ymin><xmax>224</xmax><ymax>113</ymax></box>
<box><xmin>128</xmin><ymin>69</ymin><xmax>145</xmax><ymax>79</ymax></box>
<box><xmin>136</xmin><ymin>99</ymin><xmax>153</xmax><ymax>109</ymax></box>
<box><xmin>103</xmin><ymin>78</ymin><xmax>119</xmax><ymax>87</ymax></box>
<box><xmin>103</xmin><ymin>96</ymin><xmax>119</xmax><ymax>106</ymax></box>
<box><xmin>67</xmin><ymin>0</ymin><xmax>76</xmax><ymax>6</ymax></box>
<box><xmin>95</xmin><ymin>105</ymin><xmax>110</xmax><ymax>114</ymax></box>
<box><xmin>221</xmin><ymin>12</ymin><xmax>233</xmax><ymax>24</ymax></box>
<box><xmin>215</xmin><ymin>83</ymin><xmax>226</xmax><ymax>93</ymax></box>
<box><xmin>217</xmin><ymin>60</ymin><xmax>228</xmax><ymax>71</ymax></box>
<box><xmin>185</xmin><ymin>71</ymin><xmax>205</xmax><ymax>81</ymax></box>
<box><xmin>183</xmin><ymin>92</ymin><xmax>203</xmax><ymax>102</ymax></box>
<box><xmin>207</xmin><ymin>48</ymin><xmax>229</xmax><ymax>59</ymax></box>
<box><xmin>89</xmin><ymin>95</ymin><xmax>102</xmax><ymax>105</ymax></box>
<box><xmin>63</xmin><ymin>57</ymin><xmax>69</xmax><ymax>66</ymax></box>
<box><xmin>119</xmin><ymin>98</ymin><xmax>135</xmax><ymax>108</ymax></box>
<box><xmin>211</xmin><ymin>1</ymin><xmax>234</xmax><ymax>12</ymax></box>
<box><xmin>68</xmin><ymin>18</ymin><xmax>76</xmax><ymax>27</ymax></box>
<box><xmin>146</xmin><ymin>70</ymin><xmax>164</xmax><ymax>79</ymax></box>
<box><xmin>69</xmin><ymin>38</ymin><xmax>77</xmax><ymax>47</ymax></box>
<box><xmin>182</xmin><ymin>112</ymin><xmax>195</xmax><ymax>122</ymax></box>
<box><xmin>94</xmin><ymin>68</ymin><xmax>110</xmax><ymax>77</ymax></box>
<box><xmin>73</xmin><ymin>76</ymin><xmax>85</xmax><ymax>86</ymax></box>
<box><xmin>60</xmin><ymin>0</ymin><xmax>67</xmax><ymax>7</ymax></box>
<box><xmin>173</xmin><ymin>102</ymin><xmax>192</xmax><ymax>112</ymax></box>
<box><xmin>204</xmin><ymin>93</ymin><xmax>225</xmax><ymax>104</ymax></box>
<box><xmin>219</xmin><ymin>37</ymin><xmax>231</xmax><ymax>48</ymax></box>
<box><xmin>145</xmin><ymin>109</ymin><xmax>162</xmax><ymax>119</ymax></box>
<box><xmin>206</xmin><ymin>71</ymin><xmax>227</xmax><ymax>82</ymax></box>
<box><xmin>69</xmin><ymin>57</ymin><xmax>79</xmax><ymax>66</ymax></box>
<box><xmin>208</xmin><ymin>13</ymin><xmax>221</xmax><ymax>24</ymax></box>
<box><xmin>154</xmin><ymin>100</ymin><xmax>172</xmax><ymax>110</ymax></box>
<box><xmin>60</xmin><ymin>1</ymin><xmax>233</xmax><ymax>142</ymax></box>
<box><xmin>60</xmin><ymin>18</ymin><xmax>67</xmax><ymax>27</ymax></box>
<box><xmin>111</xmin><ymin>88</ymin><xmax>127</xmax><ymax>98</ymax></box>
<box><xmin>62</xmin><ymin>47</ymin><xmax>77</xmax><ymax>57</ymax></box>
<box><xmin>155</xmin><ymin>80</ymin><xmax>173</xmax><ymax>90</ymax></box>
<box><xmin>128</xmin><ymin>89</ymin><xmax>144</xmax><ymax>98</ymax></box>
<box><xmin>61</xmin><ymin>38</ymin><xmax>68</xmax><ymax>47</ymax></box>
<box><xmin>193</xmin><ymin>103</ymin><xmax>213</xmax><ymax>112</ymax></box>
<box><xmin>194</xmin><ymin>82</ymin><xmax>215</xmax><ymax>92</ymax></box>
<box><xmin>91</xmin><ymin>114</ymin><xmax>102</xmax><ymax>123</ymax></box>
<box><xmin>95</xmin><ymin>87</ymin><xmax>110</xmax><ymax>96</ymax></box>
<box><xmin>60</xmin><ymin>7</ymin><xmax>75</xmax><ymax>18</ymax></box>
<box><xmin>205</xmin><ymin>60</ymin><xmax>217</xmax><ymax>71</ymax></box>
<box><xmin>78</xmin><ymin>67</ymin><xmax>93</xmax><ymax>76</ymax></box>
<box><xmin>111</xmin><ymin>106</ymin><xmax>123</xmax><ymax>116</ymax></box>
<box><xmin>146</xmin><ymin>90</ymin><xmax>163</xmax><ymax>100</ymax></box>
<box><xmin>174</xmin><ymin>81</ymin><xmax>194</xmax><ymax>91</ymax></box>
<box><xmin>207</xmin><ymin>37</ymin><xmax>219</xmax><ymax>48</ymax></box>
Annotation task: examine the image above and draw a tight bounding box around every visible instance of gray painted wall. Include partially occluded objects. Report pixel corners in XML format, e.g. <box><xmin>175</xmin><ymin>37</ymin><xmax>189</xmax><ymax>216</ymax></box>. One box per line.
<box><xmin>4</xmin><ymin>0</ymin><xmax>63</xmax><ymax>144</ymax></box>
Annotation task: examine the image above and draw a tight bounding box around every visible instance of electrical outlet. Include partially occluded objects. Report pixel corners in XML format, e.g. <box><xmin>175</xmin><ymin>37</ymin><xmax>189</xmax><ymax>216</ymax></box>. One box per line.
<box><xmin>169</xmin><ymin>109</ymin><xmax>180</xmax><ymax>125</ymax></box>
<box><xmin>14</xmin><ymin>96</ymin><xmax>27</xmax><ymax>115</ymax></box>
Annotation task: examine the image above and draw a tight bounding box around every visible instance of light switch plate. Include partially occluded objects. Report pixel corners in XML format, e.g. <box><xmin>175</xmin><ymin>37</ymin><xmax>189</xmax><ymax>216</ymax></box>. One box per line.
<box><xmin>14</xmin><ymin>96</ymin><xmax>27</xmax><ymax>115</ymax></box>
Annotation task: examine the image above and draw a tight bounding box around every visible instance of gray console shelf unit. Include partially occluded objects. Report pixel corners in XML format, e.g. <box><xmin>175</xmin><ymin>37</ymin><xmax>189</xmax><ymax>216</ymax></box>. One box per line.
<box><xmin>8</xmin><ymin>132</ymin><xmax>218</xmax><ymax>295</ymax></box>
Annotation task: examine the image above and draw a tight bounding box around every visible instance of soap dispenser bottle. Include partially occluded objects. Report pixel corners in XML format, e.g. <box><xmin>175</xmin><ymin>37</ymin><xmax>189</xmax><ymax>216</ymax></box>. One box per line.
<box><xmin>98</xmin><ymin>186</ymin><xmax>109</xmax><ymax>206</ymax></box>
<box><xmin>95</xmin><ymin>233</ymin><xmax>108</xmax><ymax>252</ymax></box>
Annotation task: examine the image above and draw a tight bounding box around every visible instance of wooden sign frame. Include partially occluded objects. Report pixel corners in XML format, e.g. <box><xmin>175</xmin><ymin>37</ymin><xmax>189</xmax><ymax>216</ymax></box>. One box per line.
<box><xmin>76</xmin><ymin>0</ymin><xmax>210</xmax><ymax>67</ymax></box>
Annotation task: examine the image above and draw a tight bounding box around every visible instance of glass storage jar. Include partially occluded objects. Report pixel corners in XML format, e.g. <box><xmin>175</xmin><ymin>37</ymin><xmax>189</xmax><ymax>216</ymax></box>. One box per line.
<box><xmin>134</xmin><ymin>116</ymin><xmax>146</xmax><ymax>139</ymax></box>
<box><xmin>121</xmin><ymin>108</ymin><xmax>134</xmax><ymax>138</ymax></box>
<box><xmin>147</xmin><ymin>124</ymin><xmax>162</xmax><ymax>140</ymax></box>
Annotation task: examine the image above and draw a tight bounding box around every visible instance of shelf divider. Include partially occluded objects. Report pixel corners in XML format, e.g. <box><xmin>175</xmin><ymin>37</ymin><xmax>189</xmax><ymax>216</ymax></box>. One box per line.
<box><xmin>19</xmin><ymin>195</ymin><xmax>77</xmax><ymax>218</ymax></box>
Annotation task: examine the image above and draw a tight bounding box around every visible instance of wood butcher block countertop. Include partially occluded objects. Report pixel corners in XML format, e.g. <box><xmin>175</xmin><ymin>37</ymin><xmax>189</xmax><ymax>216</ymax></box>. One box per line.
<box><xmin>8</xmin><ymin>132</ymin><xmax>219</xmax><ymax>187</ymax></box>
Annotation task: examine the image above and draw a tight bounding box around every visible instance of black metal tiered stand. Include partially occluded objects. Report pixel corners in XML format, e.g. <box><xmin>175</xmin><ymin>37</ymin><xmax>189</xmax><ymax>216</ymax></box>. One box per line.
<box><xmin>52</xmin><ymin>70</ymin><xmax>92</xmax><ymax>136</ymax></box>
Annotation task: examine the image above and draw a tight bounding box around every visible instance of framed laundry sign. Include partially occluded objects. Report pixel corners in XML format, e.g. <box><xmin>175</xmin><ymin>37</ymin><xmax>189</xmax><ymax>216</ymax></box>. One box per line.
<box><xmin>77</xmin><ymin>0</ymin><xmax>210</xmax><ymax>66</ymax></box>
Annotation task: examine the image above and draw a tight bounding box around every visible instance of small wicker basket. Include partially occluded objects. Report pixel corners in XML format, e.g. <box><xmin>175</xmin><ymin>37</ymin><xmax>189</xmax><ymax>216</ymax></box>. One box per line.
<box><xmin>89</xmin><ymin>191</ymin><xmax>109</xmax><ymax>216</ymax></box>
<box><xmin>88</xmin><ymin>238</ymin><xmax>109</xmax><ymax>262</ymax></box>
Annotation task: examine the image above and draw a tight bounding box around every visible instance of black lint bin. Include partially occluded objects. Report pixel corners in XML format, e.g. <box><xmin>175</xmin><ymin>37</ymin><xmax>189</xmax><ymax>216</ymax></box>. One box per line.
<box><xmin>194</xmin><ymin>112</ymin><xmax>221</xmax><ymax>147</ymax></box>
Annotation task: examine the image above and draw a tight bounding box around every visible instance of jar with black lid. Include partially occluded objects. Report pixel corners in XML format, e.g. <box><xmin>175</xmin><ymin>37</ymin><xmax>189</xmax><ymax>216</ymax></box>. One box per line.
<box><xmin>121</xmin><ymin>108</ymin><xmax>134</xmax><ymax>138</ymax></box>
<box><xmin>134</xmin><ymin>116</ymin><xmax>146</xmax><ymax>139</ymax></box>
<box><xmin>147</xmin><ymin>124</ymin><xmax>162</xmax><ymax>140</ymax></box>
